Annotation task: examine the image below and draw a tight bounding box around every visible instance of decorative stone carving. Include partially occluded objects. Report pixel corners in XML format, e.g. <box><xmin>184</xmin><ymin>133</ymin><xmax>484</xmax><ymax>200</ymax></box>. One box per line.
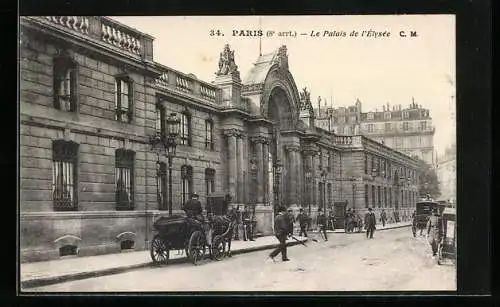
<box><xmin>249</xmin><ymin>136</ymin><xmax>270</xmax><ymax>145</ymax></box>
<box><xmin>216</xmin><ymin>44</ymin><xmax>240</xmax><ymax>80</ymax></box>
<box><xmin>285</xmin><ymin>145</ymin><xmax>301</xmax><ymax>152</ymax></box>
<box><xmin>242</xmin><ymin>83</ymin><xmax>264</xmax><ymax>93</ymax></box>
<box><xmin>223</xmin><ymin>128</ymin><xmax>244</xmax><ymax>138</ymax></box>
<box><xmin>273</xmin><ymin>45</ymin><xmax>289</xmax><ymax>73</ymax></box>
<box><xmin>299</xmin><ymin>87</ymin><xmax>313</xmax><ymax>111</ymax></box>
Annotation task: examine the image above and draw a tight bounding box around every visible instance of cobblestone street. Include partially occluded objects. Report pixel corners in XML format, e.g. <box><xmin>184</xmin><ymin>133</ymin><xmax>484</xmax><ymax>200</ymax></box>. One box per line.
<box><xmin>29</xmin><ymin>227</ymin><xmax>456</xmax><ymax>292</ymax></box>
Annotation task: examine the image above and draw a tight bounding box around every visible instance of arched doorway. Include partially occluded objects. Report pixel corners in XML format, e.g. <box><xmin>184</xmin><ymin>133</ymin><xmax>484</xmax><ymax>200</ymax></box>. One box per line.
<box><xmin>267</xmin><ymin>86</ymin><xmax>294</xmax><ymax>215</ymax></box>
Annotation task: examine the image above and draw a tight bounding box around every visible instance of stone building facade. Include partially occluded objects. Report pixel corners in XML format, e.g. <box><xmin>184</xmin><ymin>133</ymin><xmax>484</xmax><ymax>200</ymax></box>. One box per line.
<box><xmin>436</xmin><ymin>143</ymin><xmax>456</xmax><ymax>204</ymax></box>
<box><xmin>19</xmin><ymin>16</ymin><xmax>421</xmax><ymax>262</ymax></box>
<box><xmin>315</xmin><ymin>98</ymin><xmax>436</xmax><ymax>166</ymax></box>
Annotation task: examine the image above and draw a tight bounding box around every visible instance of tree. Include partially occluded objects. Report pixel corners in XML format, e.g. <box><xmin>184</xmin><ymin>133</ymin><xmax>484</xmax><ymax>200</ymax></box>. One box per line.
<box><xmin>417</xmin><ymin>160</ymin><xmax>441</xmax><ymax>199</ymax></box>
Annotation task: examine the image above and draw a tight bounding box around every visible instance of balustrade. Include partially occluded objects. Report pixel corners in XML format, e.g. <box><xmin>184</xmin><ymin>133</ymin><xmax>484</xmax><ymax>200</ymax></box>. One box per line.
<box><xmin>44</xmin><ymin>16</ymin><xmax>90</xmax><ymax>35</ymax></box>
<box><xmin>101</xmin><ymin>21</ymin><xmax>142</xmax><ymax>55</ymax></box>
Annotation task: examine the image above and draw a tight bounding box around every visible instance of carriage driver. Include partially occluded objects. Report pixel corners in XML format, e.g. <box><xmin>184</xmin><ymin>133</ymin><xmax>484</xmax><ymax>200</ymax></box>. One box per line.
<box><xmin>182</xmin><ymin>192</ymin><xmax>212</xmax><ymax>246</ymax></box>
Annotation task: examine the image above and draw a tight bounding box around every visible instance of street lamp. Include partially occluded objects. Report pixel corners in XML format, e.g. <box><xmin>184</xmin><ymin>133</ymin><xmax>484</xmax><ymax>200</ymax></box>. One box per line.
<box><xmin>148</xmin><ymin>112</ymin><xmax>180</xmax><ymax>217</ymax></box>
<box><xmin>273</xmin><ymin>159</ymin><xmax>283</xmax><ymax>216</ymax></box>
<box><xmin>305</xmin><ymin>169</ymin><xmax>312</xmax><ymax>215</ymax></box>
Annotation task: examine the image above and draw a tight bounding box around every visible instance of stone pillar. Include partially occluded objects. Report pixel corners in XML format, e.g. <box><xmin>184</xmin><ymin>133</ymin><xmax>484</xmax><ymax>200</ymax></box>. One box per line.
<box><xmin>262</xmin><ymin>141</ymin><xmax>270</xmax><ymax>203</ymax></box>
<box><xmin>255</xmin><ymin>141</ymin><xmax>264</xmax><ymax>203</ymax></box>
<box><xmin>224</xmin><ymin>129</ymin><xmax>239</xmax><ymax>201</ymax></box>
<box><xmin>285</xmin><ymin>145</ymin><xmax>301</xmax><ymax>205</ymax></box>
<box><xmin>236</xmin><ymin>134</ymin><xmax>245</xmax><ymax>203</ymax></box>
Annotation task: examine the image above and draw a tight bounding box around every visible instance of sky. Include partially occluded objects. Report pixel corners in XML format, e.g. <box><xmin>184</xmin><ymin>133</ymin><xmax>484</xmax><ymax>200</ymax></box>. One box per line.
<box><xmin>111</xmin><ymin>15</ymin><xmax>456</xmax><ymax>157</ymax></box>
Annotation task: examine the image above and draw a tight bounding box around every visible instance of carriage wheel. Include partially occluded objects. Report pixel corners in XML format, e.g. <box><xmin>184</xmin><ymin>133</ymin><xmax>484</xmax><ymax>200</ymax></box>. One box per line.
<box><xmin>150</xmin><ymin>235</ymin><xmax>169</xmax><ymax>265</ymax></box>
<box><xmin>188</xmin><ymin>230</ymin><xmax>206</xmax><ymax>265</ymax></box>
<box><xmin>211</xmin><ymin>235</ymin><xmax>225</xmax><ymax>261</ymax></box>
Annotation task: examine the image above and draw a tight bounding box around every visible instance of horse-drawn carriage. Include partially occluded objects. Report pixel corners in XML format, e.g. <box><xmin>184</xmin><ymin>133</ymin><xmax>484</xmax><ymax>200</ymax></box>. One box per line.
<box><xmin>437</xmin><ymin>207</ymin><xmax>456</xmax><ymax>265</ymax></box>
<box><xmin>150</xmin><ymin>193</ymin><xmax>234</xmax><ymax>265</ymax></box>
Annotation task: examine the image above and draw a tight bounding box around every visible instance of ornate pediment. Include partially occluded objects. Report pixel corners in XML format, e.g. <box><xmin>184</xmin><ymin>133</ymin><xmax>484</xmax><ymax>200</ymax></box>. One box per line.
<box><xmin>216</xmin><ymin>44</ymin><xmax>241</xmax><ymax>81</ymax></box>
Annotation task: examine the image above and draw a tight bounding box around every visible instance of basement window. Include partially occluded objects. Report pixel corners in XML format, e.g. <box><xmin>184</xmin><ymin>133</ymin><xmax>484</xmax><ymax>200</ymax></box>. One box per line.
<box><xmin>59</xmin><ymin>245</ymin><xmax>78</xmax><ymax>257</ymax></box>
<box><xmin>121</xmin><ymin>240</ymin><xmax>135</xmax><ymax>250</ymax></box>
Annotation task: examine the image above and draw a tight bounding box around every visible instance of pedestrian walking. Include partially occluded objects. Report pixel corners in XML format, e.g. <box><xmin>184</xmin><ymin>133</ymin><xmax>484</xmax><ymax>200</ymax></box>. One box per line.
<box><xmin>426</xmin><ymin>208</ymin><xmax>443</xmax><ymax>257</ymax></box>
<box><xmin>411</xmin><ymin>210</ymin><xmax>417</xmax><ymax>237</ymax></box>
<box><xmin>231</xmin><ymin>205</ymin><xmax>241</xmax><ymax>240</ymax></box>
<box><xmin>242</xmin><ymin>206</ymin><xmax>255</xmax><ymax>241</ymax></box>
<box><xmin>380</xmin><ymin>209</ymin><xmax>387</xmax><ymax>227</ymax></box>
<box><xmin>297</xmin><ymin>208</ymin><xmax>309</xmax><ymax>237</ymax></box>
<box><xmin>268</xmin><ymin>207</ymin><xmax>291</xmax><ymax>262</ymax></box>
<box><xmin>364</xmin><ymin>207</ymin><xmax>376</xmax><ymax>239</ymax></box>
<box><xmin>328</xmin><ymin>210</ymin><xmax>336</xmax><ymax>231</ymax></box>
<box><xmin>317</xmin><ymin>208</ymin><xmax>328</xmax><ymax>241</ymax></box>
<box><xmin>286</xmin><ymin>208</ymin><xmax>296</xmax><ymax>236</ymax></box>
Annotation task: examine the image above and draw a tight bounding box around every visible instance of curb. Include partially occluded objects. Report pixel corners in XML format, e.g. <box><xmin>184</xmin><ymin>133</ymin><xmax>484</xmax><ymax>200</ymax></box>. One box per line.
<box><xmin>21</xmin><ymin>238</ymin><xmax>307</xmax><ymax>290</ymax></box>
<box><xmin>319</xmin><ymin>224</ymin><xmax>412</xmax><ymax>234</ymax></box>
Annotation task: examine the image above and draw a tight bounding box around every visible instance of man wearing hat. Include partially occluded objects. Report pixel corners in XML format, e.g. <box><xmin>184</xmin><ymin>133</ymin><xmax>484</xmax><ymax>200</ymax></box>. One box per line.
<box><xmin>364</xmin><ymin>207</ymin><xmax>377</xmax><ymax>239</ymax></box>
<box><xmin>316</xmin><ymin>208</ymin><xmax>328</xmax><ymax>241</ymax></box>
<box><xmin>296</xmin><ymin>208</ymin><xmax>309</xmax><ymax>237</ymax></box>
<box><xmin>286</xmin><ymin>208</ymin><xmax>296</xmax><ymax>236</ymax></box>
<box><xmin>183</xmin><ymin>192</ymin><xmax>212</xmax><ymax>245</ymax></box>
<box><xmin>268</xmin><ymin>207</ymin><xmax>290</xmax><ymax>262</ymax></box>
<box><xmin>426</xmin><ymin>207</ymin><xmax>443</xmax><ymax>257</ymax></box>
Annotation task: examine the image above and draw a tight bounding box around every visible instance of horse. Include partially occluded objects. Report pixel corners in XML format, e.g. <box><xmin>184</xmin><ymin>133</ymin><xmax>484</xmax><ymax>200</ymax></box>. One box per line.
<box><xmin>207</xmin><ymin>211</ymin><xmax>236</xmax><ymax>258</ymax></box>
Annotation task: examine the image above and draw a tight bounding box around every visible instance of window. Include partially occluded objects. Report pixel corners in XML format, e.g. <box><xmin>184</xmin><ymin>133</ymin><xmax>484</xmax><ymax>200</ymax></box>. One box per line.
<box><xmin>53</xmin><ymin>55</ymin><xmax>77</xmax><ymax>112</ymax></box>
<box><xmin>205</xmin><ymin>119</ymin><xmax>214</xmax><ymax>150</ymax></box>
<box><xmin>350</xmin><ymin>115</ymin><xmax>357</xmax><ymax>123</ymax></box>
<box><xmin>156</xmin><ymin>104</ymin><xmax>165</xmax><ymax>138</ymax></box>
<box><xmin>318</xmin><ymin>150</ymin><xmax>323</xmax><ymax>170</ymax></box>
<box><xmin>371</xmin><ymin>185</ymin><xmax>376</xmax><ymax>208</ymax></box>
<box><xmin>367</xmin><ymin>124</ymin><xmax>374</xmax><ymax>133</ymax></box>
<box><xmin>121</xmin><ymin>240</ymin><xmax>135</xmax><ymax>250</ymax></box>
<box><xmin>378</xmin><ymin>186</ymin><xmax>381</xmax><ymax>208</ymax></box>
<box><xmin>385</xmin><ymin>123</ymin><xmax>391</xmax><ymax>131</ymax></box>
<box><xmin>180</xmin><ymin>111</ymin><xmax>191</xmax><ymax>146</ymax></box>
<box><xmin>157</xmin><ymin>162</ymin><xmax>167</xmax><ymax>210</ymax></box>
<box><xmin>364</xmin><ymin>184</ymin><xmax>369</xmax><ymax>208</ymax></box>
<box><xmin>52</xmin><ymin>140</ymin><xmax>79</xmax><ymax>211</ymax></box>
<box><xmin>384</xmin><ymin>187</ymin><xmax>387</xmax><ymax>207</ymax></box>
<box><xmin>389</xmin><ymin>187</ymin><xmax>392</xmax><ymax>207</ymax></box>
<box><xmin>115</xmin><ymin>77</ymin><xmax>133</xmax><ymax>123</ymax></box>
<box><xmin>115</xmin><ymin>149</ymin><xmax>135</xmax><ymax>210</ymax></box>
<box><xmin>420</xmin><ymin>121</ymin><xmax>427</xmax><ymax>131</ymax></box>
<box><xmin>403</xmin><ymin>122</ymin><xmax>409</xmax><ymax>131</ymax></box>
<box><xmin>181</xmin><ymin>165</ymin><xmax>193</xmax><ymax>205</ymax></box>
<box><xmin>364</xmin><ymin>154</ymin><xmax>368</xmax><ymax>174</ymax></box>
<box><xmin>403</xmin><ymin>111</ymin><xmax>409</xmax><ymax>119</ymax></box>
<box><xmin>367</xmin><ymin>112</ymin><xmax>374</xmax><ymax>120</ymax></box>
<box><xmin>205</xmin><ymin>168</ymin><xmax>215</xmax><ymax>196</ymax></box>
<box><xmin>384</xmin><ymin>112</ymin><xmax>391</xmax><ymax>120</ymax></box>
<box><xmin>327</xmin><ymin>152</ymin><xmax>333</xmax><ymax>171</ymax></box>
<box><xmin>59</xmin><ymin>245</ymin><xmax>78</xmax><ymax>257</ymax></box>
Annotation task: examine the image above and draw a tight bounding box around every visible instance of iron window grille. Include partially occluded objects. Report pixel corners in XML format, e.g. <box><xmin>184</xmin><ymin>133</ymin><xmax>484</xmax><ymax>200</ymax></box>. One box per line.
<box><xmin>205</xmin><ymin>119</ymin><xmax>214</xmax><ymax>150</ymax></box>
<box><xmin>180</xmin><ymin>112</ymin><xmax>191</xmax><ymax>146</ymax></box>
<box><xmin>114</xmin><ymin>76</ymin><xmax>133</xmax><ymax>123</ymax></box>
<box><xmin>115</xmin><ymin>149</ymin><xmax>135</xmax><ymax>210</ymax></box>
<box><xmin>53</xmin><ymin>56</ymin><xmax>77</xmax><ymax>112</ymax></box>
<box><xmin>181</xmin><ymin>165</ymin><xmax>193</xmax><ymax>205</ymax></box>
<box><xmin>157</xmin><ymin>162</ymin><xmax>167</xmax><ymax>210</ymax></box>
<box><xmin>52</xmin><ymin>140</ymin><xmax>79</xmax><ymax>211</ymax></box>
<box><xmin>205</xmin><ymin>168</ymin><xmax>216</xmax><ymax>196</ymax></box>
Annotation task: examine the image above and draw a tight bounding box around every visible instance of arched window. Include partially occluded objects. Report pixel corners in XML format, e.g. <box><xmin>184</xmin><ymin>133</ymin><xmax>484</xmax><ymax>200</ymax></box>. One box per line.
<box><xmin>205</xmin><ymin>168</ymin><xmax>215</xmax><ymax>196</ymax></box>
<box><xmin>53</xmin><ymin>51</ymin><xmax>78</xmax><ymax>112</ymax></box>
<box><xmin>181</xmin><ymin>165</ymin><xmax>193</xmax><ymax>205</ymax></box>
<box><xmin>180</xmin><ymin>110</ymin><xmax>191</xmax><ymax>146</ymax></box>
<box><xmin>52</xmin><ymin>140</ymin><xmax>79</xmax><ymax>211</ymax></box>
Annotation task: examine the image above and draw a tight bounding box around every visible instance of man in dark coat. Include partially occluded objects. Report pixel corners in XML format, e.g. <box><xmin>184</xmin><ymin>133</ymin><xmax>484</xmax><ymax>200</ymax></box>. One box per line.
<box><xmin>182</xmin><ymin>192</ymin><xmax>212</xmax><ymax>245</ymax></box>
<box><xmin>269</xmin><ymin>207</ymin><xmax>290</xmax><ymax>262</ymax></box>
<box><xmin>380</xmin><ymin>209</ymin><xmax>387</xmax><ymax>227</ymax></box>
<box><xmin>297</xmin><ymin>208</ymin><xmax>309</xmax><ymax>237</ymax></box>
<box><xmin>427</xmin><ymin>208</ymin><xmax>443</xmax><ymax>257</ymax></box>
<box><xmin>364</xmin><ymin>207</ymin><xmax>377</xmax><ymax>239</ymax></box>
<box><xmin>286</xmin><ymin>208</ymin><xmax>295</xmax><ymax>236</ymax></box>
<box><xmin>242</xmin><ymin>206</ymin><xmax>255</xmax><ymax>241</ymax></box>
<box><xmin>317</xmin><ymin>208</ymin><xmax>328</xmax><ymax>241</ymax></box>
<box><xmin>230</xmin><ymin>205</ymin><xmax>242</xmax><ymax>240</ymax></box>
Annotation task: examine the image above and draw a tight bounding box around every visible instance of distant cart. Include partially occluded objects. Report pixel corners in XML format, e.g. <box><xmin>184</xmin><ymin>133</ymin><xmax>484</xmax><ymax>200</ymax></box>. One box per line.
<box><xmin>437</xmin><ymin>207</ymin><xmax>456</xmax><ymax>265</ymax></box>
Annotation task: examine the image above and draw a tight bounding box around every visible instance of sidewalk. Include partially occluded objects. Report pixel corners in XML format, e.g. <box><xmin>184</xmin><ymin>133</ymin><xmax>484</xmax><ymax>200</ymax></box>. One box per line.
<box><xmin>302</xmin><ymin>221</ymin><xmax>412</xmax><ymax>234</ymax></box>
<box><xmin>20</xmin><ymin>235</ymin><xmax>307</xmax><ymax>290</ymax></box>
